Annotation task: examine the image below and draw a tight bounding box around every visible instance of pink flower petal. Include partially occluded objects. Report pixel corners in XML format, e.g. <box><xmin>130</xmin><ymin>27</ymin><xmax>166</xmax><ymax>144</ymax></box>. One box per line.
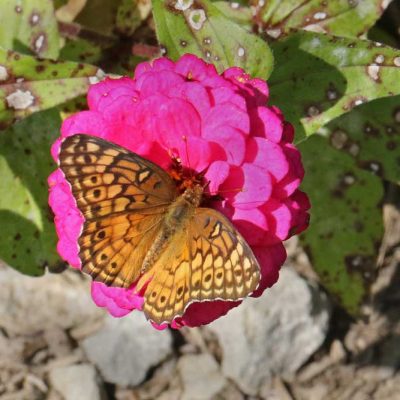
<box><xmin>203</xmin><ymin>126</ymin><xmax>246</xmax><ymax>165</ymax></box>
<box><xmin>251</xmin><ymin>106</ymin><xmax>283</xmax><ymax>142</ymax></box>
<box><xmin>178</xmin><ymin>300</ymin><xmax>241</xmax><ymax>327</ymax></box>
<box><xmin>154</xmin><ymin>98</ymin><xmax>202</xmax><ymax>146</ymax></box>
<box><xmin>131</xmin><ymin>94</ymin><xmax>169</xmax><ymax>144</ymax></box>
<box><xmin>249</xmin><ymin>78</ymin><xmax>269</xmax><ymax>102</ymax></box>
<box><xmin>60</xmin><ymin>111</ymin><xmax>110</xmax><ymax>139</ymax></box>
<box><xmin>151</xmin><ymin>322</ymin><xmax>169</xmax><ymax>330</ymax></box>
<box><xmin>223</xmin><ymin>66</ymin><xmax>246</xmax><ymax>80</ymax></box>
<box><xmin>285</xmin><ymin>190</ymin><xmax>311</xmax><ymax>236</ymax></box>
<box><xmin>223</xmin><ymin>67</ymin><xmax>268</xmax><ymax>105</ymax></box>
<box><xmin>205</xmin><ymin>161</ymin><xmax>231</xmax><ymax>194</ymax></box>
<box><xmin>274</xmin><ymin>143</ymin><xmax>305</xmax><ymax>198</ymax></box>
<box><xmin>88</xmin><ymin>77</ymin><xmax>137</xmax><ymax>112</ymax></box>
<box><xmin>91</xmin><ymin>282</ymin><xmax>144</xmax><ymax>317</ymax></box>
<box><xmin>282</xmin><ymin>121</ymin><xmax>295</xmax><ymax>142</ymax></box>
<box><xmin>204</xmin><ymin>103</ymin><xmax>250</xmax><ymax>134</ymax></box>
<box><xmin>170</xmin><ymin>81</ymin><xmax>212</xmax><ymax>118</ymax></box>
<box><xmin>174</xmin><ymin>136</ymin><xmax>212</xmax><ymax>172</ymax></box>
<box><xmin>251</xmin><ymin>243</ymin><xmax>286</xmax><ymax>297</ymax></box>
<box><xmin>136</xmin><ymin>141</ymin><xmax>172</xmax><ymax>170</ymax></box>
<box><xmin>134</xmin><ymin>61</ymin><xmax>152</xmax><ymax>79</ymax></box>
<box><xmin>136</xmin><ymin>70</ymin><xmax>185</xmax><ymax>98</ymax></box>
<box><xmin>211</xmin><ymin>86</ymin><xmax>247</xmax><ymax>111</ymax></box>
<box><xmin>231</xmin><ymin>207</ymin><xmax>268</xmax><ymax>246</ymax></box>
<box><xmin>221</xmin><ymin>164</ymin><xmax>272</xmax><ymax>210</ymax></box>
<box><xmin>261</xmin><ymin>198</ymin><xmax>292</xmax><ymax>242</ymax></box>
<box><xmin>48</xmin><ymin>170</ymin><xmax>83</xmax><ymax>267</ymax></box>
<box><xmin>152</xmin><ymin>57</ymin><xmax>175</xmax><ymax>71</ymax></box>
<box><xmin>246</xmin><ymin>137</ymin><xmax>289</xmax><ymax>183</ymax></box>
<box><xmin>175</xmin><ymin>54</ymin><xmax>217</xmax><ymax>81</ymax></box>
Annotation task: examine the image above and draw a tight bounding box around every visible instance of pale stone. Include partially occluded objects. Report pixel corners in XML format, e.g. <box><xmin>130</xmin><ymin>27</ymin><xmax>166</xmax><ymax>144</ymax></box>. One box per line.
<box><xmin>82</xmin><ymin>312</ymin><xmax>172</xmax><ymax>386</ymax></box>
<box><xmin>178</xmin><ymin>353</ymin><xmax>226</xmax><ymax>400</ymax></box>
<box><xmin>208</xmin><ymin>267</ymin><xmax>331</xmax><ymax>395</ymax></box>
<box><xmin>49</xmin><ymin>364</ymin><xmax>103</xmax><ymax>400</ymax></box>
<box><xmin>0</xmin><ymin>267</ymin><xmax>103</xmax><ymax>336</ymax></box>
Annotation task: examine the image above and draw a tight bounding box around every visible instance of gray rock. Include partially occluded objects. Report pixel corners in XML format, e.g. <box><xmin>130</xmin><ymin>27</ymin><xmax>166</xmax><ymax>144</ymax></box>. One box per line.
<box><xmin>82</xmin><ymin>312</ymin><xmax>172</xmax><ymax>386</ymax></box>
<box><xmin>49</xmin><ymin>364</ymin><xmax>103</xmax><ymax>400</ymax></box>
<box><xmin>126</xmin><ymin>358</ymin><xmax>177</xmax><ymax>400</ymax></box>
<box><xmin>178</xmin><ymin>353</ymin><xmax>226</xmax><ymax>400</ymax></box>
<box><xmin>0</xmin><ymin>266</ymin><xmax>103</xmax><ymax>335</ymax></box>
<box><xmin>208</xmin><ymin>267</ymin><xmax>331</xmax><ymax>395</ymax></box>
<box><xmin>0</xmin><ymin>331</ymin><xmax>24</xmax><ymax>364</ymax></box>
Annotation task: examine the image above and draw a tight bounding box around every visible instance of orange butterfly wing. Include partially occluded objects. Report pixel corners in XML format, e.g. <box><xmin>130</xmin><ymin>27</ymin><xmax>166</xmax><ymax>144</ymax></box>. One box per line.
<box><xmin>59</xmin><ymin>134</ymin><xmax>177</xmax><ymax>287</ymax></box>
<box><xmin>137</xmin><ymin>208</ymin><xmax>261</xmax><ymax>324</ymax></box>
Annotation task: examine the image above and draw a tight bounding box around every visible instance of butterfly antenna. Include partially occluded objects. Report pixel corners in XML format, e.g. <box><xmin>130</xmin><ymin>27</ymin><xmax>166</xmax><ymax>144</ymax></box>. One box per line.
<box><xmin>182</xmin><ymin>135</ymin><xmax>194</xmax><ymax>180</ymax></box>
<box><xmin>231</xmin><ymin>200</ymin><xmax>265</xmax><ymax>206</ymax></box>
<box><xmin>217</xmin><ymin>187</ymin><xmax>246</xmax><ymax>195</ymax></box>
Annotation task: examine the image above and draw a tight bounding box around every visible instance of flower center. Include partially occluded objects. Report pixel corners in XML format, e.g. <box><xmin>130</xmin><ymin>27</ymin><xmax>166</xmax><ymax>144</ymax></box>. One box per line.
<box><xmin>168</xmin><ymin>157</ymin><xmax>205</xmax><ymax>194</ymax></box>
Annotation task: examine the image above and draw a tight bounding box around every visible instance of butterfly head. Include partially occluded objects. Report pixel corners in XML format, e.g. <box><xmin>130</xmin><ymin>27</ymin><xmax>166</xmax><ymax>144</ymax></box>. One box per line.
<box><xmin>168</xmin><ymin>142</ymin><xmax>244</xmax><ymax>209</ymax></box>
<box><xmin>169</xmin><ymin>156</ymin><xmax>206</xmax><ymax>192</ymax></box>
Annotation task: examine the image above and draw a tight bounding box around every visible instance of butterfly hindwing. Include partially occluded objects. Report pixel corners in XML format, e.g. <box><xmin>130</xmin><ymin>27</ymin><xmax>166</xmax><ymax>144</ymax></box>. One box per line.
<box><xmin>139</xmin><ymin>208</ymin><xmax>261</xmax><ymax>325</ymax></box>
<box><xmin>189</xmin><ymin>209</ymin><xmax>261</xmax><ymax>301</ymax></box>
<box><xmin>59</xmin><ymin>134</ymin><xmax>177</xmax><ymax>287</ymax></box>
<box><xmin>79</xmin><ymin>211</ymin><xmax>165</xmax><ymax>287</ymax></box>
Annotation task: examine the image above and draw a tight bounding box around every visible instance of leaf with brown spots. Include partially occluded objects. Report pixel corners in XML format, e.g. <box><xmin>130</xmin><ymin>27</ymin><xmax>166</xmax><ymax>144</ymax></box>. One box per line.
<box><xmin>115</xmin><ymin>0</ymin><xmax>142</xmax><ymax>36</ymax></box>
<box><xmin>254</xmin><ymin>0</ymin><xmax>392</xmax><ymax>40</ymax></box>
<box><xmin>152</xmin><ymin>0</ymin><xmax>274</xmax><ymax>79</ymax></box>
<box><xmin>74</xmin><ymin>0</ymin><xmax>122</xmax><ymax>37</ymax></box>
<box><xmin>299</xmin><ymin>135</ymin><xmax>384</xmax><ymax>316</ymax></box>
<box><xmin>322</xmin><ymin>95</ymin><xmax>400</xmax><ymax>184</ymax></box>
<box><xmin>268</xmin><ymin>31</ymin><xmax>400</xmax><ymax>140</ymax></box>
<box><xmin>0</xmin><ymin>109</ymin><xmax>62</xmax><ymax>276</ymax></box>
<box><xmin>0</xmin><ymin>48</ymin><xmax>100</xmax><ymax>128</ymax></box>
<box><xmin>0</xmin><ymin>0</ymin><xmax>60</xmax><ymax>58</ymax></box>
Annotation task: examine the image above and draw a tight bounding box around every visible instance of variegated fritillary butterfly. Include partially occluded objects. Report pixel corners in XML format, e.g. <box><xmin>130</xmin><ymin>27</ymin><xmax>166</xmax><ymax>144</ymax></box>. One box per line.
<box><xmin>59</xmin><ymin>134</ymin><xmax>260</xmax><ymax>325</ymax></box>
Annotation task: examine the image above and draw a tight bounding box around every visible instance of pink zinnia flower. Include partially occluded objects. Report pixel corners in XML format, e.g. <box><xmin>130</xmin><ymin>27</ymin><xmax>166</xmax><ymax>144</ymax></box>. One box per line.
<box><xmin>48</xmin><ymin>54</ymin><xmax>310</xmax><ymax>329</ymax></box>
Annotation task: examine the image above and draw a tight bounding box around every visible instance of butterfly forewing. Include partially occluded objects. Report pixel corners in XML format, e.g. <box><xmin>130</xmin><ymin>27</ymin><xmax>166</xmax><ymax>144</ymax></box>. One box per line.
<box><xmin>138</xmin><ymin>208</ymin><xmax>261</xmax><ymax>325</ymax></box>
<box><xmin>59</xmin><ymin>134</ymin><xmax>177</xmax><ymax>287</ymax></box>
<box><xmin>59</xmin><ymin>134</ymin><xmax>177</xmax><ymax>218</ymax></box>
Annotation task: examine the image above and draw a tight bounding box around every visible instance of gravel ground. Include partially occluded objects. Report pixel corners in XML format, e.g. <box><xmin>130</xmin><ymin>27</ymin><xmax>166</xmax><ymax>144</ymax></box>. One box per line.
<box><xmin>0</xmin><ymin>204</ymin><xmax>399</xmax><ymax>400</ymax></box>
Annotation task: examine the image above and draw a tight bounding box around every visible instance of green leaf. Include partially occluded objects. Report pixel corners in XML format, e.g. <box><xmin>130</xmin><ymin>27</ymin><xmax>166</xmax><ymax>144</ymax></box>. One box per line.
<box><xmin>0</xmin><ymin>48</ymin><xmax>101</xmax><ymax>129</ymax></box>
<box><xmin>152</xmin><ymin>0</ymin><xmax>274</xmax><ymax>79</ymax></box>
<box><xmin>213</xmin><ymin>1</ymin><xmax>253</xmax><ymax>29</ymax></box>
<box><xmin>59</xmin><ymin>35</ymin><xmax>145</xmax><ymax>77</ymax></box>
<box><xmin>0</xmin><ymin>0</ymin><xmax>60</xmax><ymax>58</ymax></box>
<box><xmin>255</xmin><ymin>0</ymin><xmax>392</xmax><ymax>40</ymax></box>
<box><xmin>75</xmin><ymin>0</ymin><xmax>122</xmax><ymax>37</ymax></box>
<box><xmin>60</xmin><ymin>38</ymin><xmax>104</xmax><ymax>64</ymax></box>
<box><xmin>268</xmin><ymin>31</ymin><xmax>400</xmax><ymax>140</ymax></box>
<box><xmin>54</xmin><ymin>0</ymin><xmax>69</xmax><ymax>9</ymax></box>
<box><xmin>319</xmin><ymin>95</ymin><xmax>400</xmax><ymax>184</ymax></box>
<box><xmin>0</xmin><ymin>109</ymin><xmax>63</xmax><ymax>276</ymax></box>
<box><xmin>300</xmin><ymin>135</ymin><xmax>384</xmax><ymax>316</ymax></box>
<box><xmin>116</xmin><ymin>0</ymin><xmax>142</xmax><ymax>36</ymax></box>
